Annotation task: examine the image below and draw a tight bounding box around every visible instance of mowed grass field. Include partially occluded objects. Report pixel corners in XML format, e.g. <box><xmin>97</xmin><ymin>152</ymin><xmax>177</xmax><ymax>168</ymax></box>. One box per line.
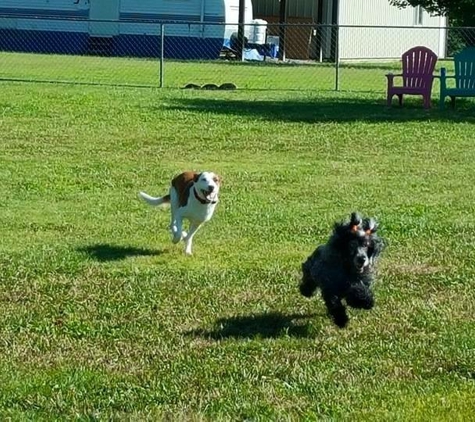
<box><xmin>0</xmin><ymin>51</ymin><xmax>455</xmax><ymax>91</ymax></box>
<box><xmin>1</xmin><ymin>53</ymin><xmax>475</xmax><ymax>420</ymax></box>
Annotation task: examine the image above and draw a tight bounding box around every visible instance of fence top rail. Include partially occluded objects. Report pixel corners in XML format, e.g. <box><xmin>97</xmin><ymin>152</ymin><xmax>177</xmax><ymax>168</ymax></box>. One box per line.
<box><xmin>0</xmin><ymin>14</ymin><xmax>465</xmax><ymax>30</ymax></box>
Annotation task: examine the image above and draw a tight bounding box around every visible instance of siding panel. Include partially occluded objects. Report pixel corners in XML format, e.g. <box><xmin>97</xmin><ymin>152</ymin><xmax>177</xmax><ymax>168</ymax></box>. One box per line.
<box><xmin>338</xmin><ymin>0</ymin><xmax>446</xmax><ymax>59</ymax></box>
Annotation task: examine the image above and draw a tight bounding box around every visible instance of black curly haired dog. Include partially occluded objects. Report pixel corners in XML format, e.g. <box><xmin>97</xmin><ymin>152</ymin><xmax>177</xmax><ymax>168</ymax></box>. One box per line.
<box><xmin>300</xmin><ymin>212</ymin><xmax>385</xmax><ymax>328</ymax></box>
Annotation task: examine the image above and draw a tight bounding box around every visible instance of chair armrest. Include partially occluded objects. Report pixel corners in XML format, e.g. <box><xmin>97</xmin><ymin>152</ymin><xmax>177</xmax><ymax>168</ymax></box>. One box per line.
<box><xmin>439</xmin><ymin>68</ymin><xmax>456</xmax><ymax>79</ymax></box>
<box><xmin>440</xmin><ymin>67</ymin><xmax>448</xmax><ymax>91</ymax></box>
<box><xmin>385</xmin><ymin>73</ymin><xmax>402</xmax><ymax>79</ymax></box>
<box><xmin>386</xmin><ymin>73</ymin><xmax>402</xmax><ymax>90</ymax></box>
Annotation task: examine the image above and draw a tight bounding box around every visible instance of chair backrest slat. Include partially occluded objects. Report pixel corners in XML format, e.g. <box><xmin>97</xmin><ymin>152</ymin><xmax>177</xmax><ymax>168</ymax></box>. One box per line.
<box><xmin>402</xmin><ymin>46</ymin><xmax>437</xmax><ymax>89</ymax></box>
<box><xmin>454</xmin><ymin>48</ymin><xmax>475</xmax><ymax>90</ymax></box>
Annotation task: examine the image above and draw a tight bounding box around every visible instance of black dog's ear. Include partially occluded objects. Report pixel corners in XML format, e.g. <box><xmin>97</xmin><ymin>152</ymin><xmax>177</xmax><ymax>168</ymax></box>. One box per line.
<box><xmin>349</xmin><ymin>212</ymin><xmax>362</xmax><ymax>233</ymax></box>
<box><xmin>363</xmin><ymin>218</ymin><xmax>378</xmax><ymax>235</ymax></box>
<box><xmin>334</xmin><ymin>212</ymin><xmax>362</xmax><ymax>237</ymax></box>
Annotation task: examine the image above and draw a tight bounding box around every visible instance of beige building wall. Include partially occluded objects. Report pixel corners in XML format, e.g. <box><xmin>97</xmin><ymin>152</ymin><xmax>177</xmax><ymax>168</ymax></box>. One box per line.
<box><xmin>337</xmin><ymin>0</ymin><xmax>447</xmax><ymax>59</ymax></box>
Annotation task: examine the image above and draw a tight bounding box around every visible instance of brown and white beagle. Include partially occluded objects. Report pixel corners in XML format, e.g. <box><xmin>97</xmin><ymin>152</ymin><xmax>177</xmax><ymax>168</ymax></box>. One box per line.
<box><xmin>139</xmin><ymin>171</ymin><xmax>221</xmax><ymax>255</ymax></box>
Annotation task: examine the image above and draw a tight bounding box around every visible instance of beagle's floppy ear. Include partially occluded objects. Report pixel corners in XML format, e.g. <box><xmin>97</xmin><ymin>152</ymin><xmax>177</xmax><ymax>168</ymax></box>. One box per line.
<box><xmin>193</xmin><ymin>172</ymin><xmax>202</xmax><ymax>183</ymax></box>
<box><xmin>213</xmin><ymin>173</ymin><xmax>222</xmax><ymax>186</ymax></box>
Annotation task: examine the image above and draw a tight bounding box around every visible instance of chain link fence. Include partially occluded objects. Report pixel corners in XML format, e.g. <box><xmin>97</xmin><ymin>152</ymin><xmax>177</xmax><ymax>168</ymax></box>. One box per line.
<box><xmin>0</xmin><ymin>16</ymin><xmax>474</xmax><ymax>92</ymax></box>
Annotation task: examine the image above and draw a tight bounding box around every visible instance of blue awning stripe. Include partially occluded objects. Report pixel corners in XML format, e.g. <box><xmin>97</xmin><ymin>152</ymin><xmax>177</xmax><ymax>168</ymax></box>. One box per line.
<box><xmin>120</xmin><ymin>12</ymin><xmax>225</xmax><ymax>23</ymax></box>
<box><xmin>0</xmin><ymin>7</ymin><xmax>89</xmax><ymax>18</ymax></box>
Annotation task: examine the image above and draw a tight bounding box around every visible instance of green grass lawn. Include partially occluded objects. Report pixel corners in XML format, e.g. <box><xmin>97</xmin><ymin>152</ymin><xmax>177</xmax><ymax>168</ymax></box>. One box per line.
<box><xmin>0</xmin><ymin>54</ymin><xmax>475</xmax><ymax>420</ymax></box>
<box><xmin>0</xmin><ymin>51</ymin><xmax>427</xmax><ymax>91</ymax></box>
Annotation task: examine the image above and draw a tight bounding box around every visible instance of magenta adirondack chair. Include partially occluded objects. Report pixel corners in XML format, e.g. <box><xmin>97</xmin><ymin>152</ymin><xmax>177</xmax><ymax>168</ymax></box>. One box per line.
<box><xmin>386</xmin><ymin>46</ymin><xmax>438</xmax><ymax>109</ymax></box>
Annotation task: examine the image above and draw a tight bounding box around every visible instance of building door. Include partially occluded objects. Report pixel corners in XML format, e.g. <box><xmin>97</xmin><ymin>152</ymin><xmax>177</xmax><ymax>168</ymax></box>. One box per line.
<box><xmin>89</xmin><ymin>0</ymin><xmax>120</xmax><ymax>37</ymax></box>
<box><xmin>310</xmin><ymin>0</ymin><xmax>337</xmax><ymax>61</ymax></box>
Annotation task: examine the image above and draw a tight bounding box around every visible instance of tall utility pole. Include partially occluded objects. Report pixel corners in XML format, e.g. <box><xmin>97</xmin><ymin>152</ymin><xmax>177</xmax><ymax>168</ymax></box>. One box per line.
<box><xmin>278</xmin><ymin>0</ymin><xmax>287</xmax><ymax>61</ymax></box>
<box><xmin>237</xmin><ymin>0</ymin><xmax>246</xmax><ymax>61</ymax></box>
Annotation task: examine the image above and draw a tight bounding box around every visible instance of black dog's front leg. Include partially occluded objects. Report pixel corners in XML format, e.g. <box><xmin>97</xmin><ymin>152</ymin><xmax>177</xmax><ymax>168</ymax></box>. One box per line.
<box><xmin>322</xmin><ymin>290</ymin><xmax>349</xmax><ymax>328</ymax></box>
<box><xmin>299</xmin><ymin>260</ymin><xmax>319</xmax><ymax>298</ymax></box>
<box><xmin>345</xmin><ymin>282</ymin><xmax>374</xmax><ymax>310</ymax></box>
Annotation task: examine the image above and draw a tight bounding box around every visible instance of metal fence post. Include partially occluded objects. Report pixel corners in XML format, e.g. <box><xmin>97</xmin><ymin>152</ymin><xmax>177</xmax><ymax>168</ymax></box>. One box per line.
<box><xmin>160</xmin><ymin>23</ymin><xmax>164</xmax><ymax>88</ymax></box>
<box><xmin>335</xmin><ymin>24</ymin><xmax>340</xmax><ymax>91</ymax></box>
<box><xmin>237</xmin><ymin>0</ymin><xmax>246</xmax><ymax>61</ymax></box>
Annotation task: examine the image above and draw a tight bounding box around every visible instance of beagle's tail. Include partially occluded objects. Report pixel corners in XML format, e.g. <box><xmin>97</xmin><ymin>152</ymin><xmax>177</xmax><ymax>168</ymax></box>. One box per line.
<box><xmin>138</xmin><ymin>191</ymin><xmax>171</xmax><ymax>207</ymax></box>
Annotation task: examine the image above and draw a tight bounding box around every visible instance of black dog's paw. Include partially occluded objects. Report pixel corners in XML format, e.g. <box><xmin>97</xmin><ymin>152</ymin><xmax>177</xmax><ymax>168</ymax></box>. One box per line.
<box><xmin>299</xmin><ymin>280</ymin><xmax>316</xmax><ymax>297</ymax></box>
<box><xmin>328</xmin><ymin>306</ymin><xmax>349</xmax><ymax>328</ymax></box>
<box><xmin>346</xmin><ymin>284</ymin><xmax>374</xmax><ymax>310</ymax></box>
<box><xmin>333</xmin><ymin>311</ymin><xmax>349</xmax><ymax>328</ymax></box>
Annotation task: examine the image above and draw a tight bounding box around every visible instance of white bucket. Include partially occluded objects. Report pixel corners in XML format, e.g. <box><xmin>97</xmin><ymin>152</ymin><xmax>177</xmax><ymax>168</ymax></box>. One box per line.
<box><xmin>249</xmin><ymin>19</ymin><xmax>267</xmax><ymax>44</ymax></box>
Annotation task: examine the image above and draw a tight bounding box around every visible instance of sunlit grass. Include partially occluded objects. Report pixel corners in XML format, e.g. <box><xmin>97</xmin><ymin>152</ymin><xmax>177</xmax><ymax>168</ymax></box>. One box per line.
<box><xmin>0</xmin><ymin>65</ymin><xmax>474</xmax><ymax>419</ymax></box>
<box><xmin>0</xmin><ymin>51</ymin><xmax>458</xmax><ymax>92</ymax></box>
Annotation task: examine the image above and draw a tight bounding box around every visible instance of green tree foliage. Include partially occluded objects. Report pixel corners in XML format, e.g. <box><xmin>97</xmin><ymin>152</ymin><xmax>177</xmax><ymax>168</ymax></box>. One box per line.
<box><xmin>389</xmin><ymin>0</ymin><xmax>475</xmax><ymax>24</ymax></box>
<box><xmin>390</xmin><ymin>0</ymin><xmax>475</xmax><ymax>55</ymax></box>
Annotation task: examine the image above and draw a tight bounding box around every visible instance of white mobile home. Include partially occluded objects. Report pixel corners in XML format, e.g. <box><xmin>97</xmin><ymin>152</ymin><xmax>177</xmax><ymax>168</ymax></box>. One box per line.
<box><xmin>0</xmin><ymin>0</ymin><xmax>254</xmax><ymax>58</ymax></box>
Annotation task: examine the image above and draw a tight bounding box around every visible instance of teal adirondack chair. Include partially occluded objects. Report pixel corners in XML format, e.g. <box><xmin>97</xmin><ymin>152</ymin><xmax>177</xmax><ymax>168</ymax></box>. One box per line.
<box><xmin>440</xmin><ymin>47</ymin><xmax>475</xmax><ymax>109</ymax></box>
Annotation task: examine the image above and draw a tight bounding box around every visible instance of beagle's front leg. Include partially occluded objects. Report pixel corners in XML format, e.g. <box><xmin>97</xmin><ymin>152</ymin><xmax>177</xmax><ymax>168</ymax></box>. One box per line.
<box><xmin>183</xmin><ymin>221</ymin><xmax>203</xmax><ymax>255</ymax></box>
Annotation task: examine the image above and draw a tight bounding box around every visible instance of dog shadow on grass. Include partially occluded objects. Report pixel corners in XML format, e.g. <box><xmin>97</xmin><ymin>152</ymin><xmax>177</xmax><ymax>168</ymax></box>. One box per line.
<box><xmin>78</xmin><ymin>243</ymin><xmax>163</xmax><ymax>262</ymax></box>
<box><xmin>185</xmin><ymin>311</ymin><xmax>317</xmax><ymax>340</ymax></box>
